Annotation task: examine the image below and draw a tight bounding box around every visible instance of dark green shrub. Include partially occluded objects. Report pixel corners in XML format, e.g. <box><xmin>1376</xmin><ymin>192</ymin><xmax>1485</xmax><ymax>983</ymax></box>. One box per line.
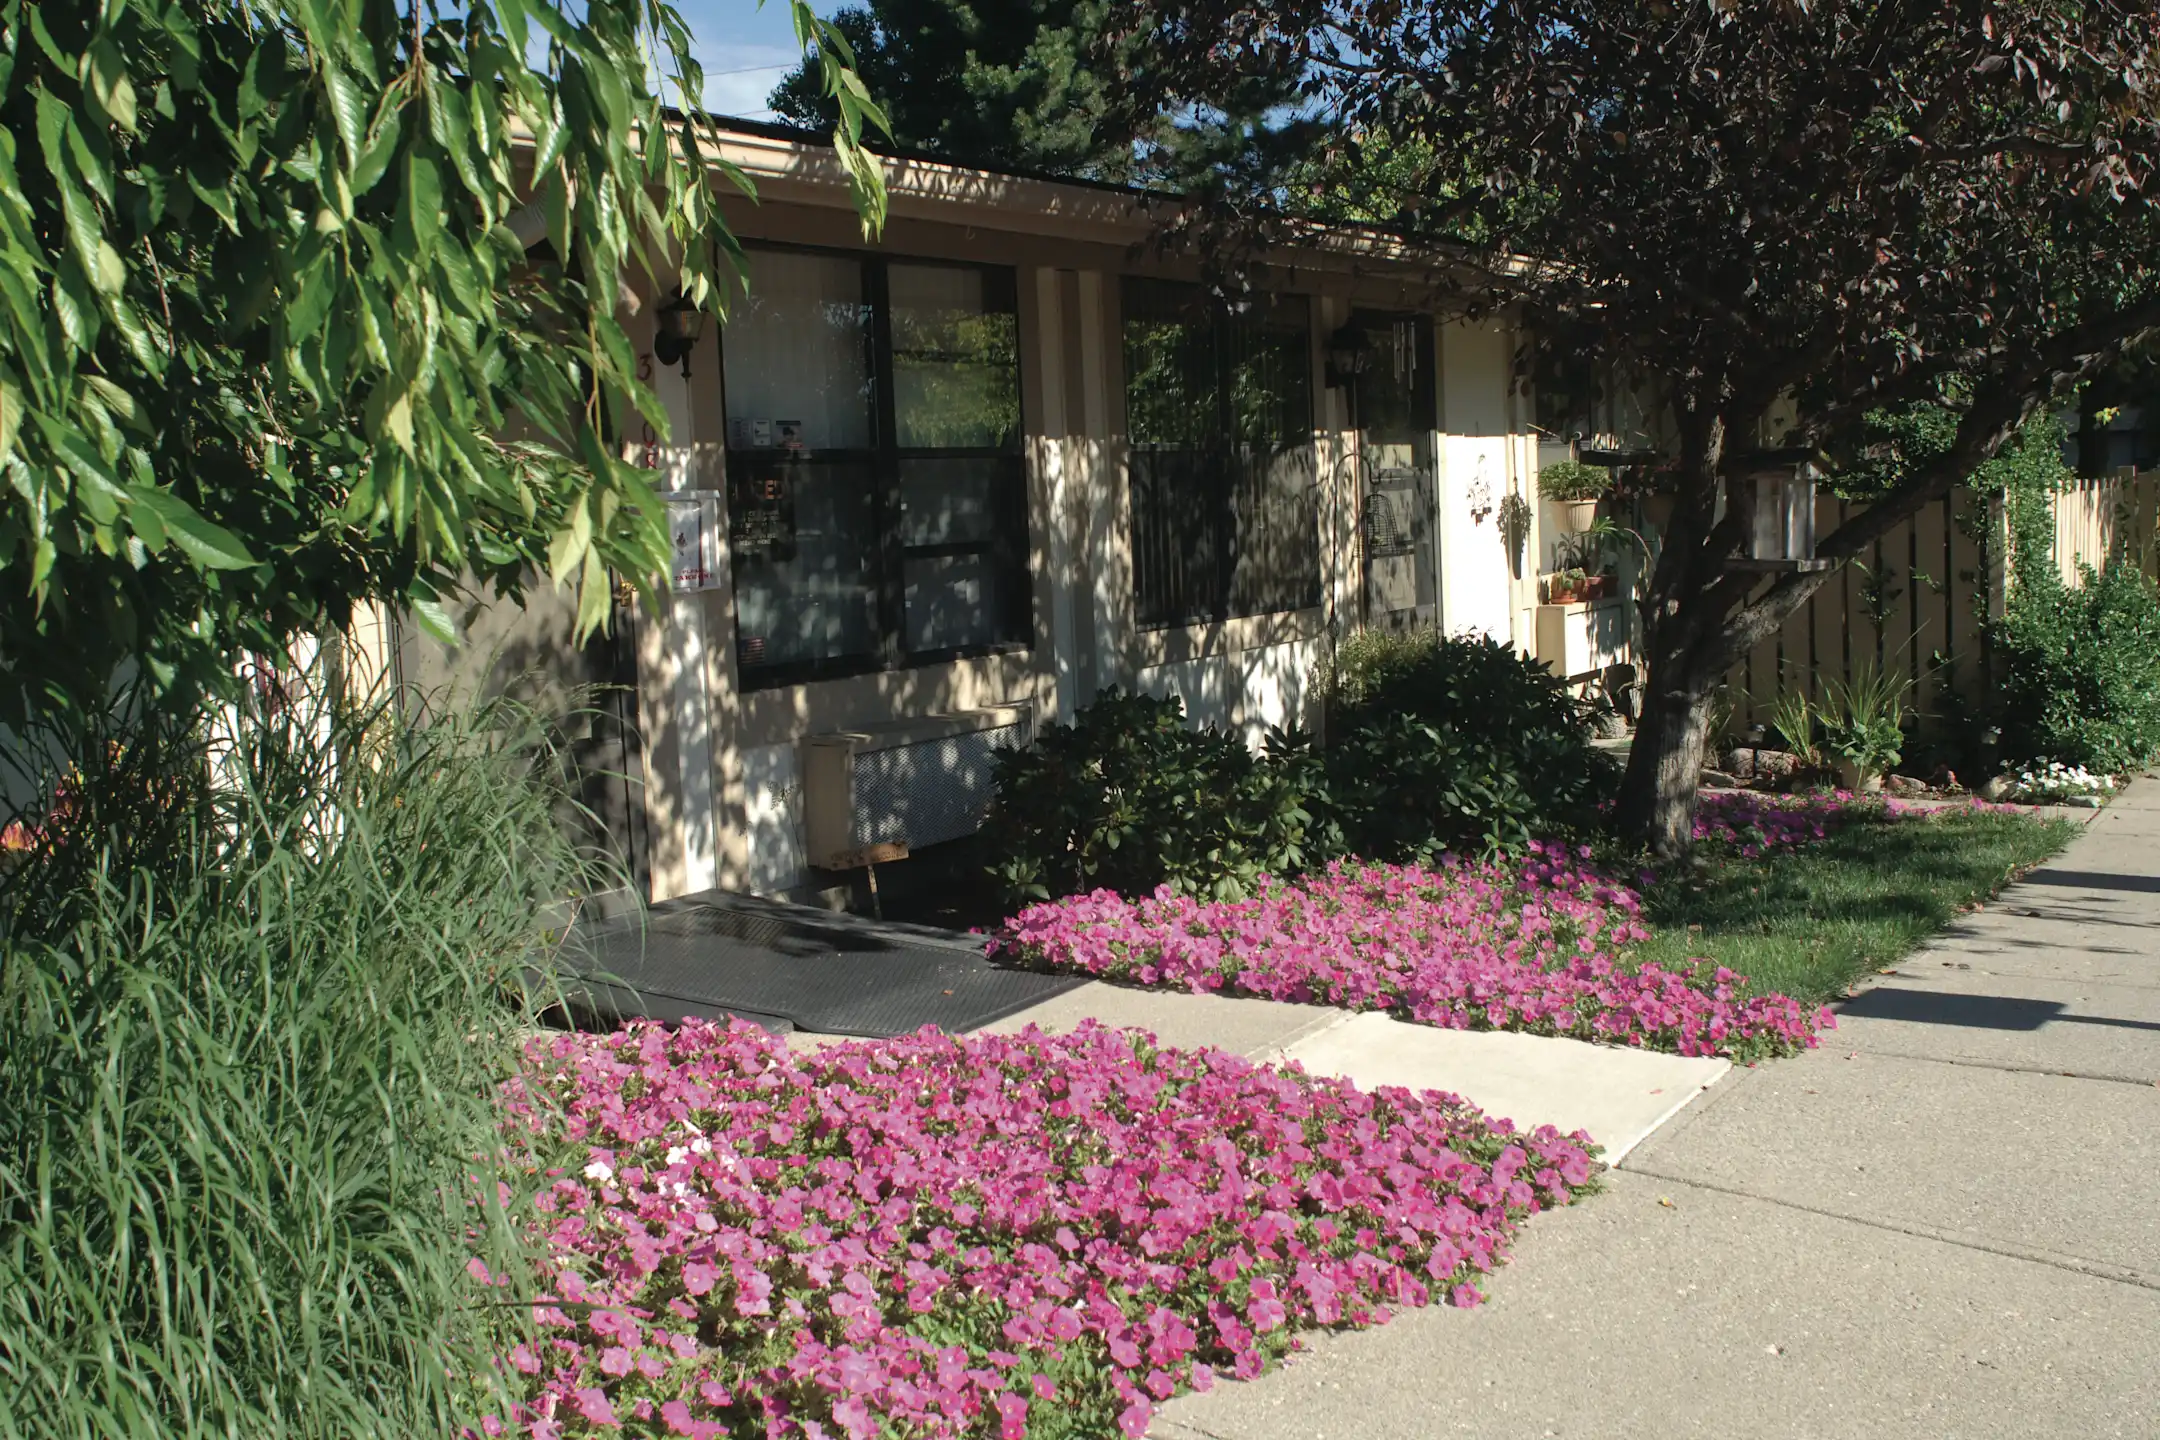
<box><xmin>0</xmin><ymin>691</ymin><xmax>580</xmax><ymax>1440</ymax></box>
<box><xmin>1995</xmin><ymin>561</ymin><xmax>2160</xmax><ymax>773</ymax></box>
<box><xmin>1317</xmin><ymin>630</ymin><xmax>1616</xmax><ymax>858</ymax></box>
<box><xmin>983</xmin><ymin>689</ymin><xmax>1323</xmax><ymax>903</ymax></box>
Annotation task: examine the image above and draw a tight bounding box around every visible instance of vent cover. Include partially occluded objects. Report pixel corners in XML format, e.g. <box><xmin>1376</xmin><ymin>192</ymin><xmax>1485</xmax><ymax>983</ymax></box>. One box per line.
<box><xmin>801</xmin><ymin>705</ymin><xmax>1030</xmax><ymax>869</ymax></box>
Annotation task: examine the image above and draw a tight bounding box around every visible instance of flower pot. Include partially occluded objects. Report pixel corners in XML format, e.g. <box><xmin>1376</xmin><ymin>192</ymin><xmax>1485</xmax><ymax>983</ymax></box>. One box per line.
<box><xmin>1552</xmin><ymin>498</ymin><xmax>1600</xmax><ymax>534</ymax></box>
<box><xmin>1835</xmin><ymin>759</ymin><xmax>1883</xmax><ymax>794</ymax></box>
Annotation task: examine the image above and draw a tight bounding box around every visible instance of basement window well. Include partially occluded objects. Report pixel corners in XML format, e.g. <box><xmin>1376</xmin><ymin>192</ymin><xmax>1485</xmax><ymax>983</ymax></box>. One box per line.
<box><xmin>721</xmin><ymin>247</ymin><xmax>1031</xmax><ymax>687</ymax></box>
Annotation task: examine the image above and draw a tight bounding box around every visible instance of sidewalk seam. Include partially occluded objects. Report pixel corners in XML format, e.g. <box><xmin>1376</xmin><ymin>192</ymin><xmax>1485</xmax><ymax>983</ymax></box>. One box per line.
<box><xmin>1836</xmin><ymin>1045</ymin><xmax>2158</xmax><ymax>1088</ymax></box>
<box><xmin>1620</xmin><ymin>1165</ymin><xmax>2160</xmax><ymax>1294</ymax></box>
<box><xmin>1241</xmin><ymin>1007</ymin><xmax>1360</xmax><ymax>1064</ymax></box>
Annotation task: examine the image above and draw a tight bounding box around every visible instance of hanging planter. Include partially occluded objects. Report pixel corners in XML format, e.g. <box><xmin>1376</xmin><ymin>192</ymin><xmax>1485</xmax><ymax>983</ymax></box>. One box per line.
<box><xmin>1498</xmin><ymin>491</ymin><xmax>1532</xmax><ymax>578</ymax></box>
<box><xmin>1538</xmin><ymin>459</ymin><xmax>1611</xmax><ymax>534</ymax></box>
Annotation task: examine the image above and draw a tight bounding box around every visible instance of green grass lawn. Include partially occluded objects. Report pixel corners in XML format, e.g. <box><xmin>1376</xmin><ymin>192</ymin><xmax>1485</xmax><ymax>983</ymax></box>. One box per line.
<box><xmin>1633</xmin><ymin>807</ymin><xmax>2081</xmax><ymax>1004</ymax></box>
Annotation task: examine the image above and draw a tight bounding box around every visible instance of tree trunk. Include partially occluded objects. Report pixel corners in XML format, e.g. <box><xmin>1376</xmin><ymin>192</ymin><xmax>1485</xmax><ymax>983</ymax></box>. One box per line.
<box><xmin>1615</xmin><ymin>613</ymin><xmax>1722</xmax><ymax>858</ymax></box>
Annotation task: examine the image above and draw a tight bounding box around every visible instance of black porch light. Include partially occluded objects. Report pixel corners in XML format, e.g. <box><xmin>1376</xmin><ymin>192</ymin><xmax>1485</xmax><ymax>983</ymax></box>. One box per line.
<box><xmin>1325</xmin><ymin>316</ymin><xmax>1376</xmax><ymax>389</ymax></box>
<box><xmin>653</xmin><ymin>290</ymin><xmax>706</xmax><ymax>378</ymax></box>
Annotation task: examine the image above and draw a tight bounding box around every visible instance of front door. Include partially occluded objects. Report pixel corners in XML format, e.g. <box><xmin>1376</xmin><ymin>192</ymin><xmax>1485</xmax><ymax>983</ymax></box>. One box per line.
<box><xmin>1353</xmin><ymin>313</ymin><xmax>1439</xmax><ymax>629</ymax></box>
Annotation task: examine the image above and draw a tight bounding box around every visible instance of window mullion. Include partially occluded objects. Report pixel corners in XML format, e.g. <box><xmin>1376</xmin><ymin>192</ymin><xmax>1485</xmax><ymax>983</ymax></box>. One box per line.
<box><xmin>1214</xmin><ymin>306</ymin><xmax>1237</xmax><ymax>622</ymax></box>
<box><xmin>867</xmin><ymin>259</ymin><xmax>906</xmax><ymax>669</ymax></box>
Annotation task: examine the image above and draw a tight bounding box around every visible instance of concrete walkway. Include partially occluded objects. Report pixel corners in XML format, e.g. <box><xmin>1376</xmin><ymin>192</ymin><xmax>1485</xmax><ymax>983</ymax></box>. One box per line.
<box><xmin>1143</xmin><ymin>779</ymin><xmax>2160</xmax><ymax>1439</ymax></box>
<box><xmin>980</xmin><ymin>975</ymin><xmax>1731</xmax><ymax>1165</ymax></box>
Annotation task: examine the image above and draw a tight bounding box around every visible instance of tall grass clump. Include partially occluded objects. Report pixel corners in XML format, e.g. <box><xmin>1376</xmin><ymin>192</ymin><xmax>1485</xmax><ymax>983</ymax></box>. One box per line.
<box><xmin>0</xmin><ymin>684</ymin><xmax>590</xmax><ymax>1440</ymax></box>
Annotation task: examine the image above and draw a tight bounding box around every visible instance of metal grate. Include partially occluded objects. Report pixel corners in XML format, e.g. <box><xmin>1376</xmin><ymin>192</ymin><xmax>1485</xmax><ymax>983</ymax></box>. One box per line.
<box><xmin>848</xmin><ymin>722</ymin><xmax>1024</xmax><ymax>851</ymax></box>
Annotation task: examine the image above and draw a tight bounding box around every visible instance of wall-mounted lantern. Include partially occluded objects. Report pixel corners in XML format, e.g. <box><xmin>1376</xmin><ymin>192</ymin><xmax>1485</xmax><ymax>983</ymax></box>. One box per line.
<box><xmin>1730</xmin><ymin>447</ymin><xmax>1828</xmax><ymax>570</ymax></box>
<box><xmin>1324</xmin><ymin>317</ymin><xmax>1375</xmax><ymax>389</ymax></box>
<box><xmin>653</xmin><ymin>290</ymin><xmax>706</xmax><ymax>379</ymax></box>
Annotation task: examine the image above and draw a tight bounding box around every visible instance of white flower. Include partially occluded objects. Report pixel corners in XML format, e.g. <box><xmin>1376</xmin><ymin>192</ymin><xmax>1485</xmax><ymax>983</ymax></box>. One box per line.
<box><xmin>690</xmin><ymin>1136</ymin><xmax>714</xmax><ymax>1156</ymax></box>
<box><xmin>665</xmin><ymin>1145</ymin><xmax>691</xmax><ymax>1167</ymax></box>
<box><xmin>583</xmin><ymin>1159</ymin><xmax>613</xmax><ymax>1183</ymax></box>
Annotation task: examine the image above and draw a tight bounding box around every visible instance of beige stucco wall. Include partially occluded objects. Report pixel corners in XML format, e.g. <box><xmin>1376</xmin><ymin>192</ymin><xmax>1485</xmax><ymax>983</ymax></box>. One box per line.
<box><xmin>430</xmin><ymin>144</ymin><xmax>1558</xmax><ymax>902</ymax></box>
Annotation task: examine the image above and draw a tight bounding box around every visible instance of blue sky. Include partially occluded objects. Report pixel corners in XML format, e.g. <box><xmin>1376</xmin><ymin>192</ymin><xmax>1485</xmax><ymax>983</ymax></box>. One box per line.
<box><xmin>670</xmin><ymin>0</ymin><xmax>830</xmax><ymax>120</ymax></box>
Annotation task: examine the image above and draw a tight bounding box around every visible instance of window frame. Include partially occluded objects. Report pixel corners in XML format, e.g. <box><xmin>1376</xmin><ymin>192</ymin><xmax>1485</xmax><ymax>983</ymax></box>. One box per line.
<box><xmin>1122</xmin><ymin>279</ymin><xmax>1324</xmax><ymax>630</ymax></box>
<box><xmin>719</xmin><ymin>243</ymin><xmax>1032</xmax><ymax>691</ymax></box>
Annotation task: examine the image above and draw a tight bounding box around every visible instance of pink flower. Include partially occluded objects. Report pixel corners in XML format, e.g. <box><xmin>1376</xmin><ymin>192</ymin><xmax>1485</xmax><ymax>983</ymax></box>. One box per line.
<box><xmin>573</xmin><ymin>1387</ymin><xmax>621</xmax><ymax>1427</ymax></box>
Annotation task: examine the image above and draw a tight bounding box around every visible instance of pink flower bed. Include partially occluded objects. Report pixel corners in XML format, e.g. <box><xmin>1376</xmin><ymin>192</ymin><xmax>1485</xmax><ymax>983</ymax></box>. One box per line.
<box><xmin>991</xmin><ymin>852</ymin><xmax>1829</xmax><ymax>1062</ymax></box>
<box><xmin>488</xmin><ymin>1020</ymin><xmax>1593</xmax><ymax>1439</ymax></box>
<box><xmin>1691</xmin><ymin>790</ymin><xmax>1867</xmax><ymax>855</ymax></box>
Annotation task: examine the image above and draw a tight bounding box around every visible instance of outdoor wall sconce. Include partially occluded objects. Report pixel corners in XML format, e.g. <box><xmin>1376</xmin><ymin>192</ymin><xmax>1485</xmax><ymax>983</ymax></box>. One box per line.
<box><xmin>1325</xmin><ymin>317</ymin><xmax>1375</xmax><ymax>389</ymax></box>
<box><xmin>653</xmin><ymin>290</ymin><xmax>706</xmax><ymax>379</ymax></box>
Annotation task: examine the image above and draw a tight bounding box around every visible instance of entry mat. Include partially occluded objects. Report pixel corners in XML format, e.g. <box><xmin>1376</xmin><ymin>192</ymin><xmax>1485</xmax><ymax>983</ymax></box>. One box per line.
<box><xmin>553</xmin><ymin>890</ymin><xmax>1084</xmax><ymax>1038</ymax></box>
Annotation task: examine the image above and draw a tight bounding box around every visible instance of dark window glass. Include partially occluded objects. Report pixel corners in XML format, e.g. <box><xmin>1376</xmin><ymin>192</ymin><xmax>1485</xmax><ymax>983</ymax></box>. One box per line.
<box><xmin>1124</xmin><ymin>280</ymin><xmax>1321</xmax><ymax>627</ymax></box>
<box><xmin>727</xmin><ymin>458</ymin><xmax>881</xmax><ymax>671</ymax></box>
<box><xmin>722</xmin><ymin>250</ymin><xmax>1029</xmax><ymax>685</ymax></box>
<box><xmin>1351</xmin><ymin>312</ymin><xmax>1438</xmax><ymax>622</ymax></box>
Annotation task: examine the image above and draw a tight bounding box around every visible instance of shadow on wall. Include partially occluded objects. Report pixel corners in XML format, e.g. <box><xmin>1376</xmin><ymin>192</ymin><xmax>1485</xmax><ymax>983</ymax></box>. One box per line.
<box><xmin>402</xmin><ymin>577</ymin><xmax>653</xmax><ymax>900</ymax></box>
<box><xmin>1136</xmin><ymin>638</ymin><xmax>1321</xmax><ymax>750</ymax></box>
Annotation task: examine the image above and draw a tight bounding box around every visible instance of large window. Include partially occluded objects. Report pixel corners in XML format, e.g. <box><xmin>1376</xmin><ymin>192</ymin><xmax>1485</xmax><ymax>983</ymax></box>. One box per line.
<box><xmin>722</xmin><ymin>250</ymin><xmax>1029</xmax><ymax>685</ymax></box>
<box><xmin>1123</xmin><ymin>279</ymin><xmax>1321</xmax><ymax>628</ymax></box>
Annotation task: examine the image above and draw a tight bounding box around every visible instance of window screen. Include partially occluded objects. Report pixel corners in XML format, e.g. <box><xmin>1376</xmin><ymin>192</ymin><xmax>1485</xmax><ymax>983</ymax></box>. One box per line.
<box><xmin>1124</xmin><ymin>280</ymin><xmax>1321</xmax><ymax>628</ymax></box>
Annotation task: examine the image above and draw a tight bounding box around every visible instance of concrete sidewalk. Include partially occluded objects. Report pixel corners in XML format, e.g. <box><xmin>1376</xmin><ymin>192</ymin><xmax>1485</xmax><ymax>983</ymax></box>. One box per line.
<box><xmin>1146</xmin><ymin>779</ymin><xmax>2160</xmax><ymax>1439</ymax></box>
<box><xmin>981</xmin><ymin>973</ymin><xmax>1732</xmax><ymax>1165</ymax></box>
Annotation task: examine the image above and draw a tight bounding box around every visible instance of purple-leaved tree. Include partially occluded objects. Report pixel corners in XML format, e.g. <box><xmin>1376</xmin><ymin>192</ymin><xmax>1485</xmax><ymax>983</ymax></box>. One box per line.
<box><xmin>1100</xmin><ymin>0</ymin><xmax>2160</xmax><ymax>853</ymax></box>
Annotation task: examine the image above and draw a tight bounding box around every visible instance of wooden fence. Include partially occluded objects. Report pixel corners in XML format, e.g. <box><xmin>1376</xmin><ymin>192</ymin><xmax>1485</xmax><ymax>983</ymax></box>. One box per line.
<box><xmin>1722</xmin><ymin>469</ymin><xmax>2160</xmax><ymax>733</ymax></box>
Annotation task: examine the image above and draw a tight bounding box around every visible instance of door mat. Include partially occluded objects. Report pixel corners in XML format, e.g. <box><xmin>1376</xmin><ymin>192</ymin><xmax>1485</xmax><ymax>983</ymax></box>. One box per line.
<box><xmin>554</xmin><ymin>891</ymin><xmax>1083</xmax><ymax>1038</ymax></box>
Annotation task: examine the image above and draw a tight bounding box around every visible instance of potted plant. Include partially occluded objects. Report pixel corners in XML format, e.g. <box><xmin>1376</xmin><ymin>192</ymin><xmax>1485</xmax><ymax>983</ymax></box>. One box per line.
<box><xmin>1545</xmin><ymin>567</ymin><xmax>1589</xmax><ymax>603</ymax></box>
<box><xmin>1538</xmin><ymin>459</ymin><xmax>1611</xmax><ymax>533</ymax></box>
<box><xmin>1817</xmin><ymin>663</ymin><xmax>1909</xmax><ymax>792</ymax></box>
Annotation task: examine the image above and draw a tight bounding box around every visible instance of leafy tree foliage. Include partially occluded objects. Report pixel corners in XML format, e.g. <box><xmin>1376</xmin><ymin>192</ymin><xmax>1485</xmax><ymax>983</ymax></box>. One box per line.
<box><xmin>0</xmin><ymin>0</ymin><xmax>885</xmax><ymax>719</ymax></box>
<box><xmin>770</xmin><ymin>0</ymin><xmax>1309</xmax><ymax>186</ymax></box>
<box><xmin>771</xmin><ymin>0</ymin><xmax>1136</xmax><ymax>177</ymax></box>
<box><xmin>1102</xmin><ymin>0</ymin><xmax>2160</xmax><ymax>853</ymax></box>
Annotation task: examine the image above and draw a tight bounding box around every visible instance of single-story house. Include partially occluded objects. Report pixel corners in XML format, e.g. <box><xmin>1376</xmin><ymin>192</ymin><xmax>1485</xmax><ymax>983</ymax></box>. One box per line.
<box><xmin>377</xmin><ymin>119</ymin><xmax>1632</xmax><ymax>906</ymax></box>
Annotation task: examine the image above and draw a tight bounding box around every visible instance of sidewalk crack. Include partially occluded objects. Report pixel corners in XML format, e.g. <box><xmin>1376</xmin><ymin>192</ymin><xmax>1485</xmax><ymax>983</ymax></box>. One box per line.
<box><xmin>1838</xmin><ymin>1046</ymin><xmax>2157</xmax><ymax>1088</ymax></box>
<box><xmin>1617</xmin><ymin>1167</ymin><xmax>2160</xmax><ymax>1294</ymax></box>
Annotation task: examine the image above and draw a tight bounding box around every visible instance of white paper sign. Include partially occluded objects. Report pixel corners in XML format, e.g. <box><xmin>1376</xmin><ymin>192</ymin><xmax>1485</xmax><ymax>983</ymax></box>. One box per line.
<box><xmin>662</xmin><ymin>492</ymin><xmax>722</xmax><ymax>592</ymax></box>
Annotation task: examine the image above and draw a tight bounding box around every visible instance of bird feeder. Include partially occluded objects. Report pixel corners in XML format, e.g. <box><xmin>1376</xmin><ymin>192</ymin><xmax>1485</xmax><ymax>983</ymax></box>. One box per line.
<box><xmin>1729</xmin><ymin>448</ymin><xmax>1828</xmax><ymax>571</ymax></box>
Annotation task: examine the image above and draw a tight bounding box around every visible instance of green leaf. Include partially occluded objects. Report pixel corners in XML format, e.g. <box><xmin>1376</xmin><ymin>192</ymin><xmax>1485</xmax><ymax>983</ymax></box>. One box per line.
<box><xmin>405</xmin><ymin>150</ymin><xmax>442</xmax><ymax>248</ymax></box>
<box><xmin>35</xmin><ymin>413</ymin><xmax>128</xmax><ymax>520</ymax></box>
<box><xmin>547</xmin><ymin>498</ymin><xmax>591</xmax><ymax>586</ymax></box>
<box><xmin>128</xmin><ymin>486</ymin><xmax>257</xmax><ymax>569</ymax></box>
<box><xmin>407</xmin><ymin>589</ymin><xmax>458</xmax><ymax>644</ymax></box>
<box><xmin>322</xmin><ymin>63</ymin><xmax>366</xmax><ymax>163</ymax></box>
<box><xmin>0</xmin><ymin>376</ymin><xmax>20</xmax><ymax>460</ymax></box>
<box><xmin>352</xmin><ymin>109</ymin><xmax>402</xmax><ymax>195</ymax></box>
<box><xmin>84</xmin><ymin>38</ymin><xmax>138</xmax><ymax>133</ymax></box>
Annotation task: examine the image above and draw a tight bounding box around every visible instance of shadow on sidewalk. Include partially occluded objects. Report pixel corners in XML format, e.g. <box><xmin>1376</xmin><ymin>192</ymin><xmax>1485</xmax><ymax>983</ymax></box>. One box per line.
<box><xmin>2023</xmin><ymin>868</ymin><xmax>2160</xmax><ymax>894</ymax></box>
<box><xmin>1842</xmin><ymin>986</ymin><xmax>2160</xmax><ymax>1033</ymax></box>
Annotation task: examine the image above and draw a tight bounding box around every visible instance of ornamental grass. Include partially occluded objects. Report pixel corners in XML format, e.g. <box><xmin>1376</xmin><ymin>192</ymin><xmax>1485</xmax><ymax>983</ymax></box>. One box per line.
<box><xmin>992</xmin><ymin>851</ymin><xmax>1831</xmax><ymax>1062</ymax></box>
<box><xmin>493</xmin><ymin>1019</ymin><xmax>1596</xmax><ymax>1439</ymax></box>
